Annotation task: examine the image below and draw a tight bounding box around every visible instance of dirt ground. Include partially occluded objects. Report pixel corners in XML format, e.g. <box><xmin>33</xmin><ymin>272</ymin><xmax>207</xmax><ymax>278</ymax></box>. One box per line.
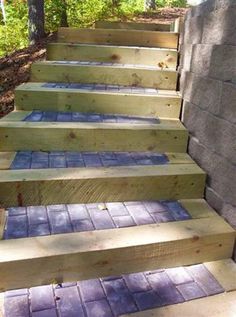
<box><xmin>0</xmin><ymin>7</ymin><xmax>187</xmax><ymax>117</ymax></box>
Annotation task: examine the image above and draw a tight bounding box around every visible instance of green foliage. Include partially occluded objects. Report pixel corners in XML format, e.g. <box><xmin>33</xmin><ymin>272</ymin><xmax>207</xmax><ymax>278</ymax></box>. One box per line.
<box><xmin>0</xmin><ymin>0</ymin><xmax>186</xmax><ymax>57</ymax></box>
<box><xmin>155</xmin><ymin>0</ymin><xmax>187</xmax><ymax>7</ymax></box>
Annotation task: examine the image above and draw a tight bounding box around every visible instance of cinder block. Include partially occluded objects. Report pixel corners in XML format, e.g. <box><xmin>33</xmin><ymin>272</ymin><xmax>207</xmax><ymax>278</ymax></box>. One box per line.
<box><xmin>202</xmin><ymin>7</ymin><xmax>236</xmax><ymax>45</ymax></box>
<box><xmin>220</xmin><ymin>82</ymin><xmax>236</xmax><ymax>124</ymax></box>
<box><xmin>205</xmin><ymin>186</ymin><xmax>224</xmax><ymax>213</ymax></box>
<box><xmin>184</xmin><ymin>103</ymin><xmax>236</xmax><ymax>164</ymax></box>
<box><xmin>183</xmin><ymin>16</ymin><xmax>203</xmax><ymax>44</ymax></box>
<box><xmin>182</xmin><ymin>73</ymin><xmax>222</xmax><ymax>115</ymax></box>
<box><xmin>190</xmin><ymin>44</ymin><xmax>214</xmax><ymax>77</ymax></box>
<box><xmin>179</xmin><ymin>44</ymin><xmax>193</xmax><ymax>72</ymax></box>
<box><xmin>188</xmin><ymin>135</ymin><xmax>236</xmax><ymax>207</ymax></box>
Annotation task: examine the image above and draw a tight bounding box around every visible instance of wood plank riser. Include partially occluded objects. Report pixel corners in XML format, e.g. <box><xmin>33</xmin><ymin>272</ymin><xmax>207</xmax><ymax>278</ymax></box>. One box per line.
<box><xmin>95</xmin><ymin>21</ymin><xmax>171</xmax><ymax>31</ymax></box>
<box><xmin>0</xmin><ymin>124</ymin><xmax>188</xmax><ymax>152</ymax></box>
<box><xmin>0</xmin><ymin>165</ymin><xmax>206</xmax><ymax>207</ymax></box>
<box><xmin>0</xmin><ymin>217</ymin><xmax>234</xmax><ymax>291</ymax></box>
<box><xmin>46</xmin><ymin>43</ymin><xmax>177</xmax><ymax>68</ymax></box>
<box><xmin>57</xmin><ymin>28</ymin><xmax>179</xmax><ymax>49</ymax></box>
<box><xmin>15</xmin><ymin>88</ymin><xmax>181</xmax><ymax>119</ymax></box>
<box><xmin>30</xmin><ymin>63</ymin><xmax>177</xmax><ymax>90</ymax></box>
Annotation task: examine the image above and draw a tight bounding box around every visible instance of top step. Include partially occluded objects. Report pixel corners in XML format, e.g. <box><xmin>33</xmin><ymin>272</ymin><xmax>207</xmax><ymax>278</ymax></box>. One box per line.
<box><xmin>95</xmin><ymin>21</ymin><xmax>172</xmax><ymax>32</ymax></box>
<box><xmin>57</xmin><ymin>28</ymin><xmax>179</xmax><ymax>49</ymax></box>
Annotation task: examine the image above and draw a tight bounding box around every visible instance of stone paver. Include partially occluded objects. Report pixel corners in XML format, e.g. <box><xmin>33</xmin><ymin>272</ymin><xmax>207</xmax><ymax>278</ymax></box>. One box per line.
<box><xmin>3</xmin><ymin>263</ymin><xmax>225</xmax><ymax>317</ymax></box>
<box><xmin>4</xmin><ymin>200</ymin><xmax>191</xmax><ymax>240</ymax></box>
<box><xmin>10</xmin><ymin>151</ymin><xmax>169</xmax><ymax>170</ymax></box>
<box><xmin>24</xmin><ymin>110</ymin><xmax>159</xmax><ymax>124</ymax></box>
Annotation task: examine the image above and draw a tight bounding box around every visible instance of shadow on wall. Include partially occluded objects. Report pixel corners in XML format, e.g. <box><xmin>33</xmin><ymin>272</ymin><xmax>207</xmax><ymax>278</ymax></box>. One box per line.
<box><xmin>179</xmin><ymin>0</ymin><xmax>236</xmax><ymax>239</ymax></box>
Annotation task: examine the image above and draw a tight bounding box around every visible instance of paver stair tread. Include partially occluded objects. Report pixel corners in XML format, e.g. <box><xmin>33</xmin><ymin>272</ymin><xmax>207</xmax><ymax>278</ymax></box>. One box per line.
<box><xmin>2</xmin><ymin>260</ymin><xmax>229</xmax><ymax>317</ymax></box>
<box><xmin>3</xmin><ymin>199</ymin><xmax>192</xmax><ymax>240</ymax></box>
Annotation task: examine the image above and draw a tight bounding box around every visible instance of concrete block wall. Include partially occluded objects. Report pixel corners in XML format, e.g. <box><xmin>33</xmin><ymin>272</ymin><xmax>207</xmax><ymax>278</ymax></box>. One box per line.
<box><xmin>180</xmin><ymin>0</ymin><xmax>236</xmax><ymax>255</ymax></box>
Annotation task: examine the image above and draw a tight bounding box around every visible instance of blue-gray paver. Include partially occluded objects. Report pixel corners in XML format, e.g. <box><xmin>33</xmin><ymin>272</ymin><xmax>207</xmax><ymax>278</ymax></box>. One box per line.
<box><xmin>55</xmin><ymin>286</ymin><xmax>84</xmax><ymax>317</ymax></box>
<box><xmin>4</xmin><ymin>295</ymin><xmax>30</xmax><ymax>317</ymax></box>
<box><xmin>4</xmin><ymin>200</ymin><xmax>191</xmax><ymax>240</ymax></box>
<box><xmin>3</xmin><ymin>262</ymin><xmax>225</xmax><ymax>317</ymax></box>
<box><xmin>11</xmin><ymin>151</ymin><xmax>169</xmax><ymax>170</ymax></box>
<box><xmin>24</xmin><ymin>110</ymin><xmax>160</xmax><ymax>124</ymax></box>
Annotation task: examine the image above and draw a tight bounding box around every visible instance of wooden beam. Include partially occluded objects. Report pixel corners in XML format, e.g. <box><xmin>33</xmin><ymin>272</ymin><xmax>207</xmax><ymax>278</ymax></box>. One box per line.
<box><xmin>0</xmin><ymin>216</ymin><xmax>234</xmax><ymax>291</ymax></box>
<box><xmin>121</xmin><ymin>291</ymin><xmax>236</xmax><ymax>317</ymax></box>
<box><xmin>0</xmin><ymin>111</ymin><xmax>31</xmax><ymax>122</ymax></box>
<box><xmin>0</xmin><ymin>152</ymin><xmax>16</xmax><ymax>170</ymax></box>
<box><xmin>30</xmin><ymin>62</ymin><xmax>178</xmax><ymax>90</ymax></box>
<box><xmin>0</xmin><ymin>164</ymin><xmax>206</xmax><ymax>207</ymax></box>
<box><xmin>15</xmin><ymin>83</ymin><xmax>181</xmax><ymax>119</ymax></box>
<box><xmin>0</xmin><ymin>209</ymin><xmax>6</xmax><ymax>240</ymax></box>
<box><xmin>0</xmin><ymin>293</ymin><xmax>3</xmax><ymax>317</ymax></box>
<box><xmin>95</xmin><ymin>21</ymin><xmax>171</xmax><ymax>32</ymax></box>
<box><xmin>179</xmin><ymin>199</ymin><xmax>219</xmax><ymax>219</ymax></box>
<box><xmin>205</xmin><ymin>259</ymin><xmax>236</xmax><ymax>292</ymax></box>
<box><xmin>57</xmin><ymin>28</ymin><xmax>179</xmax><ymax>49</ymax></box>
<box><xmin>46</xmin><ymin>43</ymin><xmax>178</xmax><ymax>68</ymax></box>
<box><xmin>0</xmin><ymin>121</ymin><xmax>188</xmax><ymax>152</ymax></box>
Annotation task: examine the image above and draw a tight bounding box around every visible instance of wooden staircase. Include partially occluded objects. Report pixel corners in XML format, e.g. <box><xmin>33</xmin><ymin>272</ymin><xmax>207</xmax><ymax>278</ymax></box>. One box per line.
<box><xmin>0</xmin><ymin>20</ymin><xmax>235</xmax><ymax>316</ymax></box>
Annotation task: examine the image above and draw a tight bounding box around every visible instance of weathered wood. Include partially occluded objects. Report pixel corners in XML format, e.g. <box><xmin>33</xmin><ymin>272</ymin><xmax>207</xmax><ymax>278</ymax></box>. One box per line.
<box><xmin>179</xmin><ymin>199</ymin><xmax>218</xmax><ymax>219</ymax></box>
<box><xmin>0</xmin><ymin>121</ymin><xmax>188</xmax><ymax>152</ymax></box>
<box><xmin>0</xmin><ymin>164</ymin><xmax>206</xmax><ymax>207</ymax></box>
<box><xmin>95</xmin><ymin>21</ymin><xmax>171</xmax><ymax>32</ymax></box>
<box><xmin>0</xmin><ymin>216</ymin><xmax>234</xmax><ymax>291</ymax></box>
<box><xmin>0</xmin><ymin>110</ymin><xmax>31</xmax><ymax>122</ymax></box>
<box><xmin>0</xmin><ymin>209</ymin><xmax>6</xmax><ymax>240</ymax></box>
<box><xmin>57</xmin><ymin>28</ymin><xmax>179</xmax><ymax>49</ymax></box>
<box><xmin>46</xmin><ymin>43</ymin><xmax>178</xmax><ymax>68</ymax></box>
<box><xmin>205</xmin><ymin>259</ymin><xmax>236</xmax><ymax>292</ymax></box>
<box><xmin>121</xmin><ymin>291</ymin><xmax>236</xmax><ymax>317</ymax></box>
<box><xmin>15</xmin><ymin>83</ymin><xmax>181</xmax><ymax>119</ymax></box>
<box><xmin>30</xmin><ymin>62</ymin><xmax>178</xmax><ymax>90</ymax></box>
<box><xmin>0</xmin><ymin>152</ymin><xmax>16</xmax><ymax>170</ymax></box>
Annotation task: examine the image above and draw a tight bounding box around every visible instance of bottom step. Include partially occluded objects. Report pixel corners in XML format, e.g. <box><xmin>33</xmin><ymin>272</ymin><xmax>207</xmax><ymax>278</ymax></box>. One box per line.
<box><xmin>1</xmin><ymin>259</ymin><xmax>236</xmax><ymax>317</ymax></box>
<box><xmin>0</xmin><ymin>200</ymin><xmax>234</xmax><ymax>291</ymax></box>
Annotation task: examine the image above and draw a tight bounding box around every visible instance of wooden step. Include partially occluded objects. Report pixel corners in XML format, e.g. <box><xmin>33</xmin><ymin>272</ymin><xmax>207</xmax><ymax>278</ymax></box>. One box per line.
<box><xmin>0</xmin><ymin>163</ymin><xmax>205</xmax><ymax>207</ymax></box>
<box><xmin>95</xmin><ymin>21</ymin><xmax>171</xmax><ymax>31</ymax></box>
<box><xmin>57</xmin><ymin>28</ymin><xmax>179</xmax><ymax>49</ymax></box>
<box><xmin>15</xmin><ymin>83</ymin><xmax>181</xmax><ymax>119</ymax></box>
<box><xmin>121</xmin><ymin>258</ymin><xmax>236</xmax><ymax>316</ymax></box>
<box><xmin>30</xmin><ymin>61</ymin><xmax>178</xmax><ymax>90</ymax></box>
<box><xmin>47</xmin><ymin>43</ymin><xmax>177</xmax><ymax>68</ymax></box>
<box><xmin>0</xmin><ymin>119</ymin><xmax>188</xmax><ymax>152</ymax></box>
<box><xmin>0</xmin><ymin>210</ymin><xmax>234</xmax><ymax>291</ymax></box>
<box><xmin>123</xmin><ymin>292</ymin><xmax>236</xmax><ymax>317</ymax></box>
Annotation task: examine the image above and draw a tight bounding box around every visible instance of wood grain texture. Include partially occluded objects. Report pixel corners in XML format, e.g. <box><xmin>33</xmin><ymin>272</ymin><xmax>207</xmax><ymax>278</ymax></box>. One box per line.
<box><xmin>0</xmin><ymin>120</ymin><xmax>188</xmax><ymax>152</ymax></box>
<box><xmin>95</xmin><ymin>21</ymin><xmax>171</xmax><ymax>31</ymax></box>
<box><xmin>0</xmin><ymin>111</ymin><xmax>31</xmax><ymax>122</ymax></box>
<box><xmin>30</xmin><ymin>61</ymin><xmax>177</xmax><ymax>90</ymax></box>
<box><xmin>46</xmin><ymin>43</ymin><xmax>177</xmax><ymax>68</ymax></box>
<box><xmin>0</xmin><ymin>152</ymin><xmax>16</xmax><ymax>170</ymax></box>
<box><xmin>0</xmin><ymin>164</ymin><xmax>206</xmax><ymax>207</ymax></box>
<box><xmin>179</xmin><ymin>198</ymin><xmax>219</xmax><ymax>219</ymax></box>
<box><xmin>121</xmin><ymin>291</ymin><xmax>236</xmax><ymax>317</ymax></box>
<box><xmin>205</xmin><ymin>259</ymin><xmax>236</xmax><ymax>292</ymax></box>
<box><xmin>0</xmin><ymin>209</ymin><xmax>6</xmax><ymax>240</ymax></box>
<box><xmin>0</xmin><ymin>216</ymin><xmax>234</xmax><ymax>291</ymax></box>
<box><xmin>15</xmin><ymin>83</ymin><xmax>181</xmax><ymax>119</ymax></box>
<box><xmin>57</xmin><ymin>28</ymin><xmax>179</xmax><ymax>49</ymax></box>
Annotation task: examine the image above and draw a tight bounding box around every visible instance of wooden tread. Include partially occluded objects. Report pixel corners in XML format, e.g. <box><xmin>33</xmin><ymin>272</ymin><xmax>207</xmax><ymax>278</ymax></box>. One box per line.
<box><xmin>0</xmin><ymin>120</ymin><xmax>188</xmax><ymax>152</ymax></box>
<box><xmin>47</xmin><ymin>43</ymin><xmax>177</xmax><ymax>68</ymax></box>
<box><xmin>30</xmin><ymin>61</ymin><xmax>178</xmax><ymax>90</ymax></box>
<box><xmin>0</xmin><ymin>211</ymin><xmax>234</xmax><ymax>291</ymax></box>
<box><xmin>95</xmin><ymin>21</ymin><xmax>172</xmax><ymax>32</ymax></box>
<box><xmin>0</xmin><ymin>164</ymin><xmax>205</xmax><ymax>207</ymax></box>
<box><xmin>57</xmin><ymin>28</ymin><xmax>179</xmax><ymax>49</ymax></box>
<box><xmin>15</xmin><ymin>83</ymin><xmax>181</xmax><ymax>119</ymax></box>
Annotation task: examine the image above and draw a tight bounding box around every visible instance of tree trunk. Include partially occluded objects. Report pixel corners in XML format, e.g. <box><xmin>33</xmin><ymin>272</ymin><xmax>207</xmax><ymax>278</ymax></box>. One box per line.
<box><xmin>144</xmin><ymin>0</ymin><xmax>156</xmax><ymax>10</ymax></box>
<box><xmin>1</xmin><ymin>0</ymin><xmax>6</xmax><ymax>23</ymax></box>
<box><xmin>27</xmin><ymin>0</ymin><xmax>45</xmax><ymax>44</ymax></box>
<box><xmin>60</xmin><ymin>0</ymin><xmax>68</xmax><ymax>27</ymax></box>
